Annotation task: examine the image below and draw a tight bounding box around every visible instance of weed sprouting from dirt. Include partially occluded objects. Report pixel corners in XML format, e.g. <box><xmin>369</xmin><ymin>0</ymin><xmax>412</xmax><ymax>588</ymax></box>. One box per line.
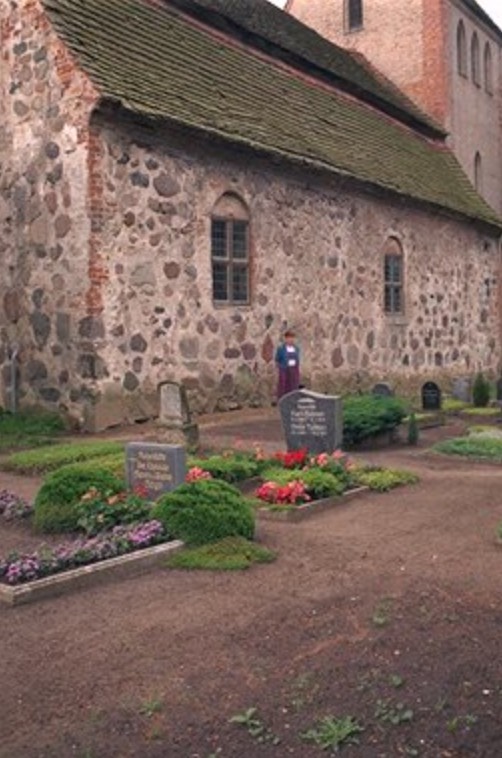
<box><xmin>372</xmin><ymin>598</ymin><xmax>393</xmax><ymax>628</ymax></box>
<box><xmin>301</xmin><ymin>715</ymin><xmax>364</xmax><ymax>751</ymax></box>
<box><xmin>375</xmin><ymin>698</ymin><xmax>414</xmax><ymax>725</ymax></box>
<box><xmin>139</xmin><ymin>697</ymin><xmax>163</xmax><ymax>718</ymax></box>
<box><xmin>229</xmin><ymin>707</ymin><xmax>280</xmax><ymax>745</ymax></box>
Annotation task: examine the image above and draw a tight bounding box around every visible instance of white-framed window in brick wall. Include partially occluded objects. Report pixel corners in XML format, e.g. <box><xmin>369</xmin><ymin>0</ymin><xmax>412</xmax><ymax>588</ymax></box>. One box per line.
<box><xmin>484</xmin><ymin>42</ymin><xmax>493</xmax><ymax>94</ymax></box>
<box><xmin>211</xmin><ymin>193</ymin><xmax>250</xmax><ymax>306</ymax></box>
<box><xmin>384</xmin><ymin>238</ymin><xmax>404</xmax><ymax>315</ymax></box>
<box><xmin>471</xmin><ymin>32</ymin><xmax>481</xmax><ymax>85</ymax></box>
<box><xmin>457</xmin><ymin>21</ymin><xmax>468</xmax><ymax>77</ymax></box>
<box><xmin>346</xmin><ymin>0</ymin><xmax>363</xmax><ymax>31</ymax></box>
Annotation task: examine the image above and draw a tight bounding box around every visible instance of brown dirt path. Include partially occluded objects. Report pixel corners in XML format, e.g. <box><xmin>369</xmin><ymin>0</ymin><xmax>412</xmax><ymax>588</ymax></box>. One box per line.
<box><xmin>1</xmin><ymin>414</ymin><xmax>501</xmax><ymax>757</ymax></box>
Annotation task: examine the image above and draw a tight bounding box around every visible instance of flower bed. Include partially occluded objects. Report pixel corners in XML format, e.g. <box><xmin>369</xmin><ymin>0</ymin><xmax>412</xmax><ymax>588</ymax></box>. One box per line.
<box><xmin>0</xmin><ymin>520</ymin><xmax>169</xmax><ymax>586</ymax></box>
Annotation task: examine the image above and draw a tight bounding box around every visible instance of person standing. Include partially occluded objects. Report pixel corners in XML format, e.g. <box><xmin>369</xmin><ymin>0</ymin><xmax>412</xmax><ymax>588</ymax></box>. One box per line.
<box><xmin>275</xmin><ymin>329</ymin><xmax>300</xmax><ymax>400</ymax></box>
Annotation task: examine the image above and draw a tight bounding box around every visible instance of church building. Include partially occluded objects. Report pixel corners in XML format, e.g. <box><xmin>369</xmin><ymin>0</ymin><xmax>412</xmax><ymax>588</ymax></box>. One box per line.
<box><xmin>0</xmin><ymin>0</ymin><xmax>501</xmax><ymax>430</ymax></box>
<box><xmin>288</xmin><ymin>0</ymin><xmax>502</xmax><ymax>215</ymax></box>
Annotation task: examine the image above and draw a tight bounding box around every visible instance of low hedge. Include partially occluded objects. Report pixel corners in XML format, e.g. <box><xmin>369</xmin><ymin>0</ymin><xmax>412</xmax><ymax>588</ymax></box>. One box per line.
<box><xmin>33</xmin><ymin>463</ymin><xmax>125</xmax><ymax>533</ymax></box>
<box><xmin>3</xmin><ymin>441</ymin><xmax>125</xmax><ymax>475</ymax></box>
<box><xmin>152</xmin><ymin>479</ymin><xmax>255</xmax><ymax>546</ymax></box>
<box><xmin>343</xmin><ymin>395</ymin><xmax>407</xmax><ymax>447</ymax></box>
<box><xmin>187</xmin><ymin>454</ymin><xmax>260</xmax><ymax>483</ymax></box>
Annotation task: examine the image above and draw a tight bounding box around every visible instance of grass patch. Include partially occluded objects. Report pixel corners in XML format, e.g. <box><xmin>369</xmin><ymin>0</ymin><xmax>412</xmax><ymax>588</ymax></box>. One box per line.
<box><xmin>2</xmin><ymin>441</ymin><xmax>125</xmax><ymax>474</ymax></box>
<box><xmin>166</xmin><ymin>537</ymin><xmax>276</xmax><ymax>570</ymax></box>
<box><xmin>442</xmin><ymin>398</ymin><xmax>470</xmax><ymax>413</ymax></box>
<box><xmin>433</xmin><ymin>436</ymin><xmax>502</xmax><ymax>461</ymax></box>
<box><xmin>460</xmin><ymin>407</ymin><xmax>501</xmax><ymax>417</ymax></box>
<box><xmin>351</xmin><ymin>467</ymin><xmax>419</xmax><ymax>492</ymax></box>
<box><xmin>0</xmin><ymin>409</ymin><xmax>65</xmax><ymax>451</ymax></box>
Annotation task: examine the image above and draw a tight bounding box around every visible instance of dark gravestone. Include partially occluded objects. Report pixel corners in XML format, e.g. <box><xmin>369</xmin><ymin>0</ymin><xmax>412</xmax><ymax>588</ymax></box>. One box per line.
<box><xmin>372</xmin><ymin>382</ymin><xmax>394</xmax><ymax>397</ymax></box>
<box><xmin>422</xmin><ymin>381</ymin><xmax>442</xmax><ymax>411</ymax></box>
<box><xmin>279</xmin><ymin>389</ymin><xmax>343</xmax><ymax>455</ymax></box>
<box><xmin>452</xmin><ymin>377</ymin><xmax>471</xmax><ymax>403</ymax></box>
<box><xmin>126</xmin><ymin>442</ymin><xmax>186</xmax><ymax>500</ymax></box>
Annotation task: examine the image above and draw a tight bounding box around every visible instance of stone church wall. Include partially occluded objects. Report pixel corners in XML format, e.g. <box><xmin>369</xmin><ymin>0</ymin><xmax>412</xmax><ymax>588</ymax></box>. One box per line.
<box><xmin>81</xmin><ymin>111</ymin><xmax>501</xmax><ymax>429</ymax></box>
<box><xmin>0</xmin><ymin>0</ymin><xmax>98</xmax><ymax>420</ymax></box>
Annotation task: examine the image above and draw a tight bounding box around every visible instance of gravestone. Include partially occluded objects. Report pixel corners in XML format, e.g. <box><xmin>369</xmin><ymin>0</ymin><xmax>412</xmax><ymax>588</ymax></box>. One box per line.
<box><xmin>372</xmin><ymin>382</ymin><xmax>394</xmax><ymax>397</ymax></box>
<box><xmin>156</xmin><ymin>381</ymin><xmax>199</xmax><ymax>448</ymax></box>
<box><xmin>126</xmin><ymin>442</ymin><xmax>186</xmax><ymax>500</ymax></box>
<box><xmin>279</xmin><ymin>389</ymin><xmax>343</xmax><ymax>455</ymax></box>
<box><xmin>452</xmin><ymin>377</ymin><xmax>472</xmax><ymax>403</ymax></box>
<box><xmin>421</xmin><ymin>381</ymin><xmax>442</xmax><ymax>411</ymax></box>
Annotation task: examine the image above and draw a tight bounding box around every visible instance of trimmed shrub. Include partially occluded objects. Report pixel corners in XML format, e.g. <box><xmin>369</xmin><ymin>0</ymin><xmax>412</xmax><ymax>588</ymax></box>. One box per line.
<box><xmin>343</xmin><ymin>395</ymin><xmax>407</xmax><ymax>447</ymax></box>
<box><xmin>472</xmin><ymin>372</ymin><xmax>491</xmax><ymax>407</ymax></box>
<box><xmin>34</xmin><ymin>465</ymin><xmax>125</xmax><ymax>533</ymax></box>
<box><xmin>152</xmin><ymin>479</ymin><xmax>255</xmax><ymax>546</ymax></box>
<box><xmin>187</xmin><ymin>454</ymin><xmax>259</xmax><ymax>483</ymax></box>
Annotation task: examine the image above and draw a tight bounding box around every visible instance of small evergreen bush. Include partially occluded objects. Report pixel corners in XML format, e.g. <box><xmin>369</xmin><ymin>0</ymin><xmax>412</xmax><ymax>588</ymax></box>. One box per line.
<box><xmin>187</xmin><ymin>454</ymin><xmax>259</xmax><ymax>483</ymax></box>
<box><xmin>152</xmin><ymin>479</ymin><xmax>255</xmax><ymax>546</ymax></box>
<box><xmin>472</xmin><ymin>372</ymin><xmax>491</xmax><ymax>407</ymax></box>
<box><xmin>34</xmin><ymin>465</ymin><xmax>125</xmax><ymax>533</ymax></box>
<box><xmin>407</xmin><ymin>413</ymin><xmax>419</xmax><ymax>446</ymax></box>
<box><xmin>342</xmin><ymin>395</ymin><xmax>407</xmax><ymax>447</ymax></box>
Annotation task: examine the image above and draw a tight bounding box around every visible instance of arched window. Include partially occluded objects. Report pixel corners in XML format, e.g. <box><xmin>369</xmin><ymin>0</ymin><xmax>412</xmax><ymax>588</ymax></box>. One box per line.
<box><xmin>457</xmin><ymin>21</ymin><xmax>467</xmax><ymax>76</ymax></box>
<box><xmin>347</xmin><ymin>0</ymin><xmax>363</xmax><ymax>31</ymax></box>
<box><xmin>484</xmin><ymin>43</ymin><xmax>493</xmax><ymax>94</ymax></box>
<box><xmin>471</xmin><ymin>32</ymin><xmax>480</xmax><ymax>85</ymax></box>
<box><xmin>211</xmin><ymin>193</ymin><xmax>250</xmax><ymax>305</ymax></box>
<box><xmin>383</xmin><ymin>238</ymin><xmax>404</xmax><ymax>314</ymax></box>
<box><xmin>474</xmin><ymin>152</ymin><xmax>483</xmax><ymax>193</ymax></box>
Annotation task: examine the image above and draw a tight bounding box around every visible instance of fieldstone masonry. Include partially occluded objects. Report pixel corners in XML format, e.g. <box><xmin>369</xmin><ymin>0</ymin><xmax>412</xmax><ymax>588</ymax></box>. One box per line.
<box><xmin>0</xmin><ymin>0</ymin><xmax>501</xmax><ymax>430</ymax></box>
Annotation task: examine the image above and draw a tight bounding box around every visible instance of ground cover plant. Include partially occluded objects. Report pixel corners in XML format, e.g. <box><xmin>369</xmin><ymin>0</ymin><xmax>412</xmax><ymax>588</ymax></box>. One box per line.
<box><xmin>0</xmin><ymin>520</ymin><xmax>167</xmax><ymax>586</ymax></box>
<box><xmin>433</xmin><ymin>435</ymin><xmax>502</xmax><ymax>462</ymax></box>
<box><xmin>152</xmin><ymin>479</ymin><xmax>255</xmax><ymax>546</ymax></box>
<box><xmin>342</xmin><ymin>395</ymin><xmax>407</xmax><ymax>447</ymax></box>
<box><xmin>166</xmin><ymin>536</ymin><xmax>276</xmax><ymax>571</ymax></box>
<box><xmin>2</xmin><ymin>441</ymin><xmax>125</xmax><ymax>474</ymax></box>
<box><xmin>0</xmin><ymin>408</ymin><xmax>65</xmax><ymax>451</ymax></box>
<box><xmin>351</xmin><ymin>467</ymin><xmax>419</xmax><ymax>492</ymax></box>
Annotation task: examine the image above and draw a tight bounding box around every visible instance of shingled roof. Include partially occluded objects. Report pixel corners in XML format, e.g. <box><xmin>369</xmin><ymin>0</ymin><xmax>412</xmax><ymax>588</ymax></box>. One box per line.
<box><xmin>168</xmin><ymin>0</ymin><xmax>444</xmax><ymax>137</ymax></box>
<box><xmin>42</xmin><ymin>0</ymin><xmax>502</xmax><ymax>230</ymax></box>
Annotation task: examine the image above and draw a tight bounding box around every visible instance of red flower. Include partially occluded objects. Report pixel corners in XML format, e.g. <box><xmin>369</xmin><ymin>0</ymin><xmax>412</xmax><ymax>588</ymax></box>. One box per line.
<box><xmin>273</xmin><ymin>449</ymin><xmax>308</xmax><ymax>469</ymax></box>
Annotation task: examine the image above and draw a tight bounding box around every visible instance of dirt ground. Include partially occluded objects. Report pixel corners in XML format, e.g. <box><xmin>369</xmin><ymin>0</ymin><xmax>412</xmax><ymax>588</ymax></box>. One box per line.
<box><xmin>1</xmin><ymin>413</ymin><xmax>502</xmax><ymax>757</ymax></box>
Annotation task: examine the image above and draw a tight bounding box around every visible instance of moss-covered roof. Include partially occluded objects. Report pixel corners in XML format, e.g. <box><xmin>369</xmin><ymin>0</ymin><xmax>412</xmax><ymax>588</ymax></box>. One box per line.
<box><xmin>42</xmin><ymin>0</ymin><xmax>502</xmax><ymax>230</ymax></box>
<box><xmin>168</xmin><ymin>0</ymin><xmax>444</xmax><ymax>137</ymax></box>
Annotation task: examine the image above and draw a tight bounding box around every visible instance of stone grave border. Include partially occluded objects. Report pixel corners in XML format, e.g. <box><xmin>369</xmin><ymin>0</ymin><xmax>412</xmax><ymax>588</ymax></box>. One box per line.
<box><xmin>256</xmin><ymin>486</ymin><xmax>370</xmax><ymax>522</ymax></box>
<box><xmin>0</xmin><ymin>539</ymin><xmax>183</xmax><ymax>607</ymax></box>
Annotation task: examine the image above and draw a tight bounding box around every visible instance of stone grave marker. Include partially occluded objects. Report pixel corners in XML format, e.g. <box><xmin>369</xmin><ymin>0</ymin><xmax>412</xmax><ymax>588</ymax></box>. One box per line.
<box><xmin>422</xmin><ymin>381</ymin><xmax>442</xmax><ymax>411</ymax></box>
<box><xmin>126</xmin><ymin>442</ymin><xmax>186</xmax><ymax>500</ymax></box>
<box><xmin>279</xmin><ymin>389</ymin><xmax>343</xmax><ymax>455</ymax></box>
<box><xmin>157</xmin><ymin>381</ymin><xmax>199</xmax><ymax>448</ymax></box>
<box><xmin>452</xmin><ymin>377</ymin><xmax>472</xmax><ymax>403</ymax></box>
<box><xmin>372</xmin><ymin>382</ymin><xmax>394</xmax><ymax>397</ymax></box>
